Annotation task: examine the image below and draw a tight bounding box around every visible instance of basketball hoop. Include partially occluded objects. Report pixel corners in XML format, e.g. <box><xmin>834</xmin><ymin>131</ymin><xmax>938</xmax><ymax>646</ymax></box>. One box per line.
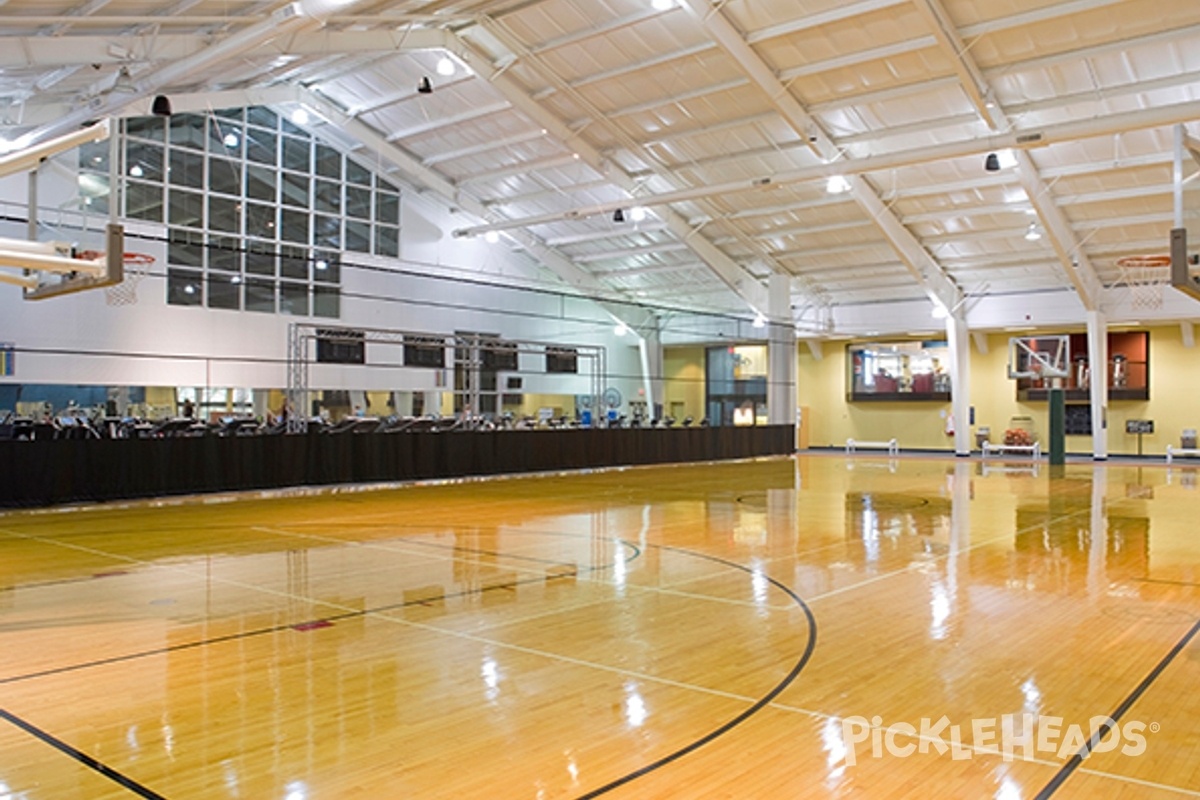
<box><xmin>1115</xmin><ymin>255</ymin><xmax>1172</xmax><ymax>268</ymax></box>
<box><xmin>76</xmin><ymin>250</ymin><xmax>155</xmax><ymax>306</ymax></box>
<box><xmin>1115</xmin><ymin>254</ymin><xmax>1170</xmax><ymax>312</ymax></box>
<box><xmin>1028</xmin><ymin>361</ymin><xmax>1044</xmax><ymax>387</ymax></box>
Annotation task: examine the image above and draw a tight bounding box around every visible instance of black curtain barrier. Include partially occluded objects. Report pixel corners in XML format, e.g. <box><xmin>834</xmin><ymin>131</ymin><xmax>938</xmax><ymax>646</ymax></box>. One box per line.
<box><xmin>0</xmin><ymin>427</ymin><xmax>796</xmax><ymax>509</ymax></box>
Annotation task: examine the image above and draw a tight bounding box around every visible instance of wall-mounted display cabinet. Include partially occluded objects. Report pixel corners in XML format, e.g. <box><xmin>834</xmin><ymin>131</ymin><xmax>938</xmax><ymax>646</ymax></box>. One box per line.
<box><xmin>847</xmin><ymin>340</ymin><xmax>951</xmax><ymax>401</ymax></box>
<box><xmin>1016</xmin><ymin>331</ymin><xmax>1149</xmax><ymax>402</ymax></box>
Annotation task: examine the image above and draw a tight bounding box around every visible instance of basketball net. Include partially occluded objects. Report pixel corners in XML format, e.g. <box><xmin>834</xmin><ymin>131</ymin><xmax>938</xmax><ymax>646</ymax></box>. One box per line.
<box><xmin>1116</xmin><ymin>255</ymin><xmax>1170</xmax><ymax>312</ymax></box>
<box><xmin>102</xmin><ymin>253</ymin><xmax>154</xmax><ymax>306</ymax></box>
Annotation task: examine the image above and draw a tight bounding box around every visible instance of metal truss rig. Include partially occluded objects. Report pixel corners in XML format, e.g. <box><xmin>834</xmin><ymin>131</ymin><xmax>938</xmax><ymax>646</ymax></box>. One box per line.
<box><xmin>286</xmin><ymin>323</ymin><xmax>607</xmax><ymax>433</ymax></box>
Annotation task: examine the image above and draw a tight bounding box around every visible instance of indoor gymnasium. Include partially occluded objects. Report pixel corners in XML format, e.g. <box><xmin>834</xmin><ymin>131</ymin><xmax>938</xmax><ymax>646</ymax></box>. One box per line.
<box><xmin>1</xmin><ymin>1</ymin><xmax>1198</xmax><ymax>798</ymax></box>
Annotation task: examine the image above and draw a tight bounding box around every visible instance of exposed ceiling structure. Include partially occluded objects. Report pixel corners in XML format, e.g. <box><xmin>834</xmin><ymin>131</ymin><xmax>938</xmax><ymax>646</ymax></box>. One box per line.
<box><xmin>2</xmin><ymin>0</ymin><xmax>1199</xmax><ymax>336</ymax></box>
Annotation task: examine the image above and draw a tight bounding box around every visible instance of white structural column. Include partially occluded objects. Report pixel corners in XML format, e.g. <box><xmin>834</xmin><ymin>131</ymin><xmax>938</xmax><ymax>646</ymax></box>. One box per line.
<box><xmin>638</xmin><ymin>324</ymin><xmax>664</xmax><ymax>421</ymax></box>
<box><xmin>767</xmin><ymin>273</ymin><xmax>796</xmax><ymax>425</ymax></box>
<box><xmin>946</xmin><ymin>313</ymin><xmax>971</xmax><ymax>456</ymax></box>
<box><xmin>391</xmin><ymin>391</ymin><xmax>413</xmax><ymax>416</ymax></box>
<box><xmin>1087</xmin><ymin>310</ymin><xmax>1109</xmax><ymax>460</ymax></box>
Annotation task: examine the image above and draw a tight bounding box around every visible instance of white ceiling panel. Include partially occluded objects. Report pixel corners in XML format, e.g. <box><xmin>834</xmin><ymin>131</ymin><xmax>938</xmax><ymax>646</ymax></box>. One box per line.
<box><xmin>1</xmin><ymin>0</ymin><xmax>1198</xmax><ymax>332</ymax></box>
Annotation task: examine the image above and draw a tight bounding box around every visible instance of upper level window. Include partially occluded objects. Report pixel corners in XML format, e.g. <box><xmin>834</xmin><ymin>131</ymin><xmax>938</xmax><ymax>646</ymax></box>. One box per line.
<box><xmin>81</xmin><ymin>106</ymin><xmax>405</xmax><ymax>319</ymax></box>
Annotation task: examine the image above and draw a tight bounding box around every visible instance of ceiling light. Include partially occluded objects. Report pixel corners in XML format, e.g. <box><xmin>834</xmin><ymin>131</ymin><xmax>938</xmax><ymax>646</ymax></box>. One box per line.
<box><xmin>931</xmin><ymin>304</ymin><xmax>949</xmax><ymax>320</ymax></box>
<box><xmin>297</xmin><ymin>0</ymin><xmax>356</xmax><ymax>17</ymax></box>
<box><xmin>223</xmin><ymin>131</ymin><xmax>240</xmax><ymax>148</ymax></box>
<box><xmin>614</xmin><ymin>322</ymin><xmax>629</xmax><ymax>337</ymax></box>
<box><xmin>129</xmin><ymin>164</ymin><xmax>144</xmax><ymax>177</ymax></box>
<box><xmin>484</xmin><ymin>231</ymin><xmax>499</xmax><ymax>244</ymax></box>
<box><xmin>291</xmin><ymin>108</ymin><xmax>310</xmax><ymax>125</ymax></box>
<box><xmin>652</xmin><ymin>0</ymin><xmax>674</xmax><ymax>9</ymax></box>
<box><xmin>629</xmin><ymin>206</ymin><xmax>647</xmax><ymax>222</ymax></box>
<box><xmin>436</xmin><ymin>56</ymin><xmax>455</xmax><ymax>77</ymax></box>
<box><xmin>826</xmin><ymin>175</ymin><xmax>851</xmax><ymax>194</ymax></box>
<box><xmin>984</xmin><ymin>152</ymin><xmax>1000</xmax><ymax>172</ymax></box>
<box><xmin>417</xmin><ymin>76</ymin><xmax>432</xmax><ymax>94</ymax></box>
<box><xmin>1024</xmin><ymin>223</ymin><xmax>1042</xmax><ymax>241</ymax></box>
<box><xmin>151</xmin><ymin>95</ymin><xmax>172</xmax><ymax>117</ymax></box>
<box><xmin>612</xmin><ymin>209</ymin><xmax>625</xmax><ymax>223</ymax></box>
<box><xmin>752</xmin><ymin>313</ymin><xmax>767</xmax><ymax>329</ymax></box>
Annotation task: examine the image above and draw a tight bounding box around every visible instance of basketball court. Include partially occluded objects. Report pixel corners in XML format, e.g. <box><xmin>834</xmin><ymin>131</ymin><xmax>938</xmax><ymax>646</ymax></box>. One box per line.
<box><xmin>1</xmin><ymin>11</ymin><xmax>1199</xmax><ymax>799</ymax></box>
<box><xmin>0</xmin><ymin>455</ymin><xmax>1196</xmax><ymax>798</ymax></box>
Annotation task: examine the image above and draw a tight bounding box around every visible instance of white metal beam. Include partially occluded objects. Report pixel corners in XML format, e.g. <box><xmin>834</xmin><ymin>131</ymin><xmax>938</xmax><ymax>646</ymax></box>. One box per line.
<box><xmin>0</xmin><ymin>119</ymin><xmax>109</xmax><ymax>178</ymax></box>
<box><xmin>290</xmin><ymin>86</ymin><xmax>659</xmax><ymax>332</ymax></box>
<box><xmin>906</xmin><ymin>0</ymin><xmax>1104</xmax><ymax>309</ymax></box>
<box><xmin>678</xmin><ymin>0</ymin><xmax>963</xmax><ymax>313</ymax></box>
<box><xmin>451</xmin><ymin>26</ymin><xmax>772</xmax><ymax>315</ymax></box>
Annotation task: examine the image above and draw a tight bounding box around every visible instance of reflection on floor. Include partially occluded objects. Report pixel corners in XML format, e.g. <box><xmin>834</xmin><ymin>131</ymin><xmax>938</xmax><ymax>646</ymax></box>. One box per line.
<box><xmin>0</xmin><ymin>455</ymin><xmax>1196</xmax><ymax>799</ymax></box>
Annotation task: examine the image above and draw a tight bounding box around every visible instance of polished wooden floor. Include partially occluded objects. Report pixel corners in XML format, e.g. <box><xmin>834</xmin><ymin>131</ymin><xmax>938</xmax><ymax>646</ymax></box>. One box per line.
<box><xmin>0</xmin><ymin>455</ymin><xmax>1197</xmax><ymax>799</ymax></box>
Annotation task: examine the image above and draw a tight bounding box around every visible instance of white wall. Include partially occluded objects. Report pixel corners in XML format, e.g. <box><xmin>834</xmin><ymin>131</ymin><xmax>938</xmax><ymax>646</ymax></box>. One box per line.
<box><xmin>0</xmin><ymin>167</ymin><xmax>646</xmax><ymax>410</ymax></box>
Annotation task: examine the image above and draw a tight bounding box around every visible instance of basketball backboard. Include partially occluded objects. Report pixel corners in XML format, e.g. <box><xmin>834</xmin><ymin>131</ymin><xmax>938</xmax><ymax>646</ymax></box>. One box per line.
<box><xmin>1170</xmin><ymin>128</ymin><xmax>1200</xmax><ymax>300</ymax></box>
<box><xmin>0</xmin><ymin>119</ymin><xmax>130</xmax><ymax>300</ymax></box>
<box><xmin>8</xmin><ymin>222</ymin><xmax>126</xmax><ymax>300</ymax></box>
<box><xmin>1007</xmin><ymin>335</ymin><xmax>1070</xmax><ymax>380</ymax></box>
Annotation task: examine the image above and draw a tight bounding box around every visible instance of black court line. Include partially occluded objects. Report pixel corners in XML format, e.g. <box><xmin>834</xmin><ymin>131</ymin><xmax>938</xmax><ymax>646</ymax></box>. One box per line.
<box><xmin>0</xmin><ymin>707</ymin><xmax>166</xmax><ymax>799</ymax></box>
<box><xmin>1034</xmin><ymin>618</ymin><xmax>1200</xmax><ymax>799</ymax></box>
<box><xmin>573</xmin><ymin>545</ymin><xmax>818</xmax><ymax>799</ymax></box>
<box><xmin>0</xmin><ymin>539</ymin><xmax>641</xmax><ymax>686</ymax></box>
<box><xmin>1136</xmin><ymin>577</ymin><xmax>1200</xmax><ymax>588</ymax></box>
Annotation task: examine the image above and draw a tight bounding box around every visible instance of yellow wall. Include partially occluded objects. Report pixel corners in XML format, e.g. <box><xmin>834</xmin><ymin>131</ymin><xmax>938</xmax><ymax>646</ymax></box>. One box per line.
<box><xmin>794</xmin><ymin>326</ymin><xmax>1200</xmax><ymax>455</ymax></box>
<box><xmin>509</xmin><ymin>392</ymin><xmax>569</xmax><ymax>419</ymax></box>
<box><xmin>796</xmin><ymin>344</ymin><xmax>954</xmax><ymax>449</ymax></box>
<box><xmin>145</xmin><ymin>386</ymin><xmax>177</xmax><ymax>418</ymax></box>
<box><xmin>1106</xmin><ymin>324</ymin><xmax>1198</xmax><ymax>455</ymax></box>
<box><xmin>953</xmin><ymin>329</ymin><xmax>1188</xmax><ymax>456</ymax></box>
<box><xmin>664</xmin><ymin>346</ymin><xmax>705</xmax><ymax>422</ymax></box>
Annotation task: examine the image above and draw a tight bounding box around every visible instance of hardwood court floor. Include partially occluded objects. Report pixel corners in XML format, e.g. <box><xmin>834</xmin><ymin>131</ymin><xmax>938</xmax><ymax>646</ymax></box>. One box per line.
<box><xmin>0</xmin><ymin>455</ymin><xmax>1197</xmax><ymax>799</ymax></box>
